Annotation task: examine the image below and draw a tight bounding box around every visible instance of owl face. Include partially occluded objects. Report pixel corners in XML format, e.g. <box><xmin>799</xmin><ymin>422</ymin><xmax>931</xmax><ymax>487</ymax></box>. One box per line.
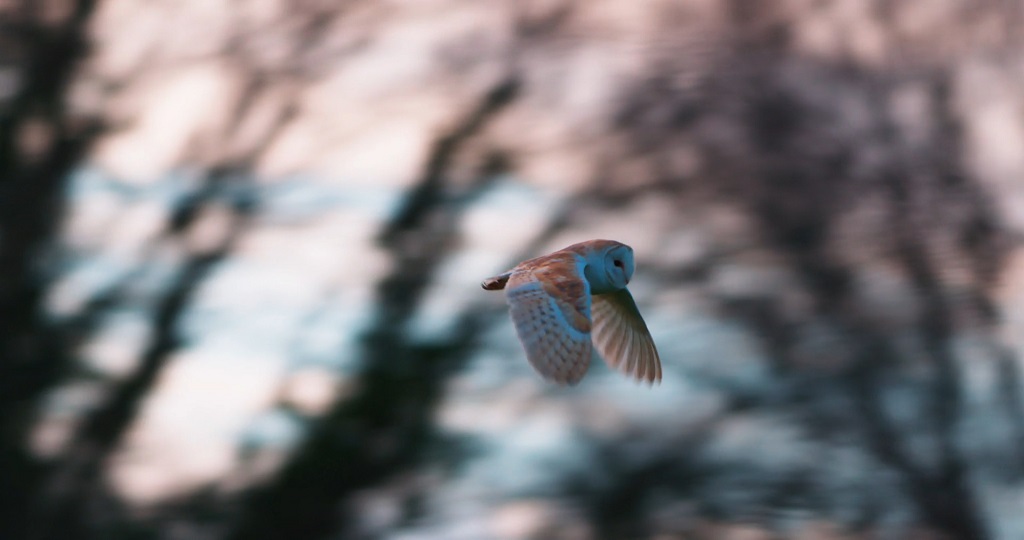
<box><xmin>603</xmin><ymin>244</ymin><xmax>634</xmax><ymax>287</ymax></box>
<box><xmin>481</xmin><ymin>239</ymin><xmax>661</xmax><ymax>385</ymax></box>
<box><xmin>583</xmin><ymin>243</ymin><xmax>634</xmax><ymax>294</ymax></box>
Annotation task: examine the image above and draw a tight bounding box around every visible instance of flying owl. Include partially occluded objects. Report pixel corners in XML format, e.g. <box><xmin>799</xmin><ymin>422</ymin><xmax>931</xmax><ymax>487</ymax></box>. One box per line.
<box><xmin>482</xmin><ymin>239</ymin><xmax>661</xmax><ymax>385</ymax></box>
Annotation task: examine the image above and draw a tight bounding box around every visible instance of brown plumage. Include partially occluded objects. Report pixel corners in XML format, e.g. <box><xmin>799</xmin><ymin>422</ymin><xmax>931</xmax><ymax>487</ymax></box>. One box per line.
<box><xmin>482</xmin><ymin>240</ymin><xmax>661</xmax><ymax>385</ymax></box>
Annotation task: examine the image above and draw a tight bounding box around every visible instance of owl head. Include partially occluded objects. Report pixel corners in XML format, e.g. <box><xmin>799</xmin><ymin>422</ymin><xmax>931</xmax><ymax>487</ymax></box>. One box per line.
<box><xmin>567</xmin><ymin>240</ymin><xmax>635</xmax><ymax>294</ymax></box>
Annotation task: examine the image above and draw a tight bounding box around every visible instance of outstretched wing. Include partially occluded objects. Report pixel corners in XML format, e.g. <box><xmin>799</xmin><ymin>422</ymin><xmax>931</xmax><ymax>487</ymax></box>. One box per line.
<box><xmin>591</xmin><ymin>289</ymin><xmax>661</xmax><ymax>384</ymax></box>
<box><xmin>505</xmin><ymin>253</ymin><xmax>593</xmax><ymax>385</ymax></box>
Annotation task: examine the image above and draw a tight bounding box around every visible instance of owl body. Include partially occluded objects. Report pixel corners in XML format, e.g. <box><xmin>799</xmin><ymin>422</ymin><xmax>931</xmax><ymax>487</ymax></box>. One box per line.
<box><xmin>483</xmin><ymin>240</ymin><xmax>661</xmax><ymax>385</ymax></box>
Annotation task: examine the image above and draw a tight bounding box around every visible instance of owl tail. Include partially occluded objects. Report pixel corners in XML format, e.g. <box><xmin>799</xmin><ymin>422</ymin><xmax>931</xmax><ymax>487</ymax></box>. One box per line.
<box><xmin>481</xmin><ymin>272</ymin><xmax>512</xmax><ymax>290</ymax></box>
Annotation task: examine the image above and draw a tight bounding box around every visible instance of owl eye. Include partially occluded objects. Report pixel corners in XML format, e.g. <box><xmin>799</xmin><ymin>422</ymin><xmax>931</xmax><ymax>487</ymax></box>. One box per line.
<box><xmin>613</xmin><ymin>259</ymin><xmax>624</xmax><ymax>269</ymax></box>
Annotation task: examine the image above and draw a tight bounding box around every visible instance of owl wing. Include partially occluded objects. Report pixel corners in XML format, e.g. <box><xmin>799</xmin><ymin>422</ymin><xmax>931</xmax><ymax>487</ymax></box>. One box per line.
<box><xmin>591</xmin><ymin>289</ymin><xmax>662</xmax><ymax>384</ymax></box>
<box><xmin>505</xmin><ymin>254</ymin><xmax>593</xmax><ymax>385</ymax></box>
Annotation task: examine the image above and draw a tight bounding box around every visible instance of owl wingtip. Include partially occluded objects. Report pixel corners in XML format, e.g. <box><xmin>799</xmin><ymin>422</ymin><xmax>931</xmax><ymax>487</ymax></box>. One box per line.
<box><xmin>638</xmin><ymin>376</ymin><xmax>659</xmax><ymax>387</ymax></box>
<box><xmin>637</xmin><ymin>370</ymin><xmax>662</xmax><ymax>386</ymax></box>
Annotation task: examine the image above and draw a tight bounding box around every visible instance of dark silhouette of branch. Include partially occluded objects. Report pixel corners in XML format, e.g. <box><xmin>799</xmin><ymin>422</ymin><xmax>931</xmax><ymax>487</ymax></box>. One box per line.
<box><xmin>0</xmin><ymin>0</ymin><xmax>101</xmax><ymax>414</ymax></box>
<box><xmin>996</xmin><ymin>348</ymin><xmax>1024</xmax><ymax>478</ymax></box>
<box><xmin>862</xmin><ymin>78</ymin><xmax>991</xmax><ymax>540</ymax></box>
<box><xmin>379</xmin><ymin>78</ymin><xmax>520</xmax><ymax>246</ymax></box>
<box><xmin>227</xmin><ymin>76</ymin><xmax>520</xmax><ymax>540</ymax></box>
<box><xmin>26</xmin><ymin>171</ymin><xmax>254</xmax><ymax>540</ymax></box>
<box><xmin>0</xmin><ymin>2</ymin><xmax>103</xmax><ymax>539</ymax></box>
<box><xmin>26</xmin><ymin>76</ymin><xmax>298</xmax><ymax>539</ymax></box>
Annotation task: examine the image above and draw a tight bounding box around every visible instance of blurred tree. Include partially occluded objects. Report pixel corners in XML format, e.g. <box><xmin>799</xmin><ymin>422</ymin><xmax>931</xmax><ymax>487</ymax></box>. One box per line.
<box><xmin>0</xmin><ymin>2</ymin><xmax>102</xmax><ymax>539</ymax></box>
<box><xmin>227</xmin><ymin>77</ymin><xmax>520</xmax><ymax>540</ymax></box>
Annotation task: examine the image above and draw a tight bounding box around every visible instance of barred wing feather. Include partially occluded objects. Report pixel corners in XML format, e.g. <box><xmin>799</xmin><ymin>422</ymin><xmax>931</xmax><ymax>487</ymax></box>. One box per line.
<box><xmin>505</xmin><ymin>257</ymin><xmax>593</xmax><ymax>385</ymax></box>
<box><xmin>591</xmin><ymin>289</ymin><xmax>661</xmax><ymax>383</ymax></box>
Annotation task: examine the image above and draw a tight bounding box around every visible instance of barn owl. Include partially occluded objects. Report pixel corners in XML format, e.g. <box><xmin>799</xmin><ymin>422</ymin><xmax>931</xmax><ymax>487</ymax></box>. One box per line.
<box><xmin>482</xmin><ymin>239</ymin><xmax>661</xmax><ymax>385</ymax></box>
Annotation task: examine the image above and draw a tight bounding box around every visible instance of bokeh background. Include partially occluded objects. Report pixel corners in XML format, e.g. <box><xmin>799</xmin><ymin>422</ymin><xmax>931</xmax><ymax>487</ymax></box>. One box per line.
<box><xmin>3</xmin><ymin>1</ymin><xmax>1024</xmax><ymax>539</ymax></box>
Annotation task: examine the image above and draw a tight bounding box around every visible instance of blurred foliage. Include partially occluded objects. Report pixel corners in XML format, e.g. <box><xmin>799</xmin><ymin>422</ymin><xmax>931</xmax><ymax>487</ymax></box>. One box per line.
<box><xmin>2</xmin><ymin>1</ymin><xmax>1024</xmax><ymax>540</ymax></box>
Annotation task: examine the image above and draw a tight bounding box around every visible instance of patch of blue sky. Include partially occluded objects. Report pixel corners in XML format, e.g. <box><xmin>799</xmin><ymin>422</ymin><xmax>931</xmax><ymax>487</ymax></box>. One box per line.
<box><xmin>445</xmin><ymin>323</ymin><xmax>539</xmax><ymax>395</ymax></box>
<box><xmin>459</xmin><ymin>173</ymin><xmax>549</xmax><ymax>209</ymax></box>
<box><xmin>65</xmin><ymin>167</ymin><xmax>412</xmax><ymax>226</ymax></box>
<box><xmin>287</xmin><ymin>296</ymin><xmax>372</xmax><ymax>373</ymax></box>
<box><xmin>178</xmin><ymin>302</ymin><xmax>302</xmax><ymax>357</ymax></box>
<box><xmin>457</xmin><ymin>175</ymin><xmax>564</xmax><ymax>257</ymax></box>
<box><xmin>405</xmin><ymin>290</ymin><xmax>468</xmax><ymax>345</ymax></box>
<box><xmin>238</xmin><ymin>408</ymin><xmax>307</xmax><ymax>451</ymax></box>
<box><xmin>123</xmin><ymin>253</ymin><xmax>183</xmax><ymax>298</ymax></box>
<box><xmin>258</xmin><ymin>175</ymin><xmax>403</xmax><ymax>223</ymax></box>
<box><xmin>664</xmin><ymin>315</ymin><xmax>774</xmax><ymax>397</ymax></box>
<box><xmin>65</xmin><ymin>165</ymin><xmax>204</xmax><ymax>204</ymax></box>
<box><xmin>177</xmin><ymin>259</ymin><xmax>371</xmax><ymax>371</ymax></box>
<box><xmin>43</xmin><ymin>253</ymin><xmax>138</xmax><ymax>319</ymax></box>
<box><xmin>65</xmin><ymin>166</ymin><xmax>134</xmax><ymax>200</ymax></box>
<box><xmin>456</xmin><ymin>349</ymin><xmax>521</xmax><ymax>390</ymax></box>
<box><xmin>457</xmin><ymin>419</ymin><xmax>594</xmax><ymax>497</ymax></box>
<box><xmin>583</xmin><ymin>362</ymin><xmax>715</xmax><ymax>419</ymax></box>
